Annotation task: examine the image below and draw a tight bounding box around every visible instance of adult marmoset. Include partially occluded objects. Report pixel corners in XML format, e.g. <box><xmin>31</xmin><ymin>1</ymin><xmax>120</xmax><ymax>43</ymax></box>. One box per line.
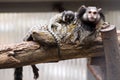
<box><xmin>73</xmin><ymin>5</ymin><xmax>105</xmax><ymax>45</ymax></box>
<box><xmin>14</xmin><ymin>11</ymin><xmax>76</xmax><ymax>79</ymax></box>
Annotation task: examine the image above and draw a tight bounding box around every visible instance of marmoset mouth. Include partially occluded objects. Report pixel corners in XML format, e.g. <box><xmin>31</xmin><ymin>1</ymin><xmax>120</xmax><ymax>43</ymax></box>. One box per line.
<box><xmin>89</xmin><ymin>17</ymin><xmax>96</xmax><ymax>21</ymax></box>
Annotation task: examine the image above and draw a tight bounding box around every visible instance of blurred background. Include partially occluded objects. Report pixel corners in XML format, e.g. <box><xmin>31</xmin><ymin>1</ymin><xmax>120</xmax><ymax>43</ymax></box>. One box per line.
<box><xmin>0</xmin><ymin>0</ymin><xmax>120</xmax><ymax>80</ymax></box>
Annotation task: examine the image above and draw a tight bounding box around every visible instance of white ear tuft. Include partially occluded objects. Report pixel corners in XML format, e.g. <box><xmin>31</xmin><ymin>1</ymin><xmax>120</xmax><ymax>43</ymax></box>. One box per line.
<box><xmin>62</xmin><ymin>11</ymin><xmax>66</xmax><ymax>21</ymax></box>
<box><xmin>98</xmin><ymin>8</ymin><xmax>102</xmax><ymax>12</ymax></box>
<box><xmin>81</xmin><ymin>5</ymin><xmax>86</xmax><ymax>8</ymax></box>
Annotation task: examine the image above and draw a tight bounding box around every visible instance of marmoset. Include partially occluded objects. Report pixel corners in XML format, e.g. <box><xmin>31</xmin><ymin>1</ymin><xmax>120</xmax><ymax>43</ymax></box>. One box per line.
<box><xmin>73</xmin><ymin>5</ymin><xmax>105</xmax><ymax>45</ymax></box>
<box><xmin>13</xmin><ymin>5</ymin><xmax>106</xmax><ymax>80</ymax></box>
<box><xmin>75</xmin><ymin>5</ymin><xmax>106</xmax><ymax>80</ymax></box>
<box><xmin>14</xmin><ymin>10</ymin><xmax>76</xmax><ymax>80</ymax></box>
<box><xmin>47</xmin><ymin>10</ymin><xmax>76</xmax><ymax>43</ymax></box>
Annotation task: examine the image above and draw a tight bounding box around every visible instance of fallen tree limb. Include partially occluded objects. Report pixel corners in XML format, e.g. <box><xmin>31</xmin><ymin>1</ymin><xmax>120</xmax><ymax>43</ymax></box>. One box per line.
<box><xmin>0</xmin><ymin>25</ymin><xmax>118</xmax><ymax>69</ymax></box>
<box><xmin>0</xmin><ymin>40</ymin><xmax>103</xmax><ymax>69</ymax></box>
<box><xmin>0</xmin><ymin>36</ymin><xmax>104</xmax><ymax>69</ymax></box>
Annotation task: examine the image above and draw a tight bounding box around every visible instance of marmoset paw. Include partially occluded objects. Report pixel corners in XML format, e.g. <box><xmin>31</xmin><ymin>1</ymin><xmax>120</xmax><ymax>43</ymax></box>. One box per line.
<box><xmin>101</xmin><ymin>22</ymin><xmax>110</xmax><ymax>29</ymax></box>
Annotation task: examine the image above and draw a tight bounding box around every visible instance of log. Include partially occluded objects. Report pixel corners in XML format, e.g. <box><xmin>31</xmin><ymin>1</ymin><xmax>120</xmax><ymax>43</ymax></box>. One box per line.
<box><xmin>0</xmin><ymin>32</ymin><xmax>104</xmax><ymax>69</ymax></box>
<box><xmin>101</xmin><ymin>25</ymin><xmax>120</xmax><ymax>80</ymax></box>
<box><xmin>0</xmin><ymin>24</ymin><xmax>118</xmax><ymax>69</ymax></box>
<box><xmin>0</xmin><ymin>41</ymin><xmax>103</xmax><ymax>69</ymax></box>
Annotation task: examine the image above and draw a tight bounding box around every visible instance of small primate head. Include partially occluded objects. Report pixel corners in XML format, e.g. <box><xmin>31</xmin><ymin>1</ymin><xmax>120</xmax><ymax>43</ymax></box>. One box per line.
<box><xmin>62</xmin><ymin>11</ymin><xmax>75</xmax><ymax>24</ymax></box>
<box><xmin>83</xmin><ymin>7</ymin><xmax>101</xmax><ymax>22</ymax></box>
<box><xmin>77</xmin><ymin>5</ymin><xmax>105</xmax><ymax>23</ymax></box>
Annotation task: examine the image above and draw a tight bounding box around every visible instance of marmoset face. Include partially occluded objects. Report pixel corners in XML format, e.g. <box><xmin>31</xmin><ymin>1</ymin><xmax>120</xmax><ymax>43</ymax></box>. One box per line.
<box><xmin>62</xmin><ymin>11</ymin><xmax>75</xmax><ymax>24</ymax></box>
<box><xmin>83</xmin><ymin>7</ymin><xmax>100</xmax><ymax>22</ymax></box>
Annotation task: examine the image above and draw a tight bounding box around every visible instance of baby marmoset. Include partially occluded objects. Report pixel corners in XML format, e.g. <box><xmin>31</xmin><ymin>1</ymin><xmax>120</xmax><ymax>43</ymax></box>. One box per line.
<box><xmin>73</xmin><ymin>5</ymin><xmax>105</xmax><ymax>45</ymax></box>
<box><xmin>48</xmin><ymin>10</ymin><xmax>76</xmax><ymax>44</ymax></box>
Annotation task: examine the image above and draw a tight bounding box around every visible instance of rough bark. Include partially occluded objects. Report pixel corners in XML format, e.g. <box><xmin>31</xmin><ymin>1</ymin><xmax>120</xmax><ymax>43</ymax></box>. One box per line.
<box><xmin>0</xmin><ymin>35</ymin><xmax>104</xmax><ymax>69</ymax></box>
<box><xmin>0</xmin><ymin>40</ymin><xmax>104</xmax><ymax>69</ymax></box>
<box><xmin>0</xmin><ymin>25</ymin><xmax>119</xmax><ymax>69</ymax></box>
<box><xmin>101</xmin><ymin>25</ymin><xmax>120</xmax><ymax>80</ymax></box>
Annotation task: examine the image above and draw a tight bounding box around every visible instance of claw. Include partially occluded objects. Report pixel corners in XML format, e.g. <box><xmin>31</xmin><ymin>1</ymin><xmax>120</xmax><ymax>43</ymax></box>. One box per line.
<box><xmin>101</xmin><ymin>22</ymin><xmax>110</xmax><ymax>29</ymax></box>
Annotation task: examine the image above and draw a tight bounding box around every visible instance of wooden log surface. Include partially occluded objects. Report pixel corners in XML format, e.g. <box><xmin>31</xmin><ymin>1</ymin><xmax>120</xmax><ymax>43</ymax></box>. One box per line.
<box><xmin>0</xmin><ymin>25</ymin><xmax>119</xmax><ymax>69</ymax></box>
<box><xmin>0</xmin><ymin>41</ymin><xmax>104</xmax><ymax>69</ymax></box>
<box><xmin>101</xmin><ymin>25</ymin><xmax>120</xmax><ymax>80</ymax></box>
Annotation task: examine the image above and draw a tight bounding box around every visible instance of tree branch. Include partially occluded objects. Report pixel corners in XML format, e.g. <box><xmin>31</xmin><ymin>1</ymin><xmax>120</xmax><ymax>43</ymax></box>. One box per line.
<box><xmin>0</xmin><ymin>25</ymin><xmax>118</xmax><ymax>69</ymax></box>
<box><xmin>0</xmin><ymin>40</ymin><xmax>104</xmax><ymax>69</ymax></box>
